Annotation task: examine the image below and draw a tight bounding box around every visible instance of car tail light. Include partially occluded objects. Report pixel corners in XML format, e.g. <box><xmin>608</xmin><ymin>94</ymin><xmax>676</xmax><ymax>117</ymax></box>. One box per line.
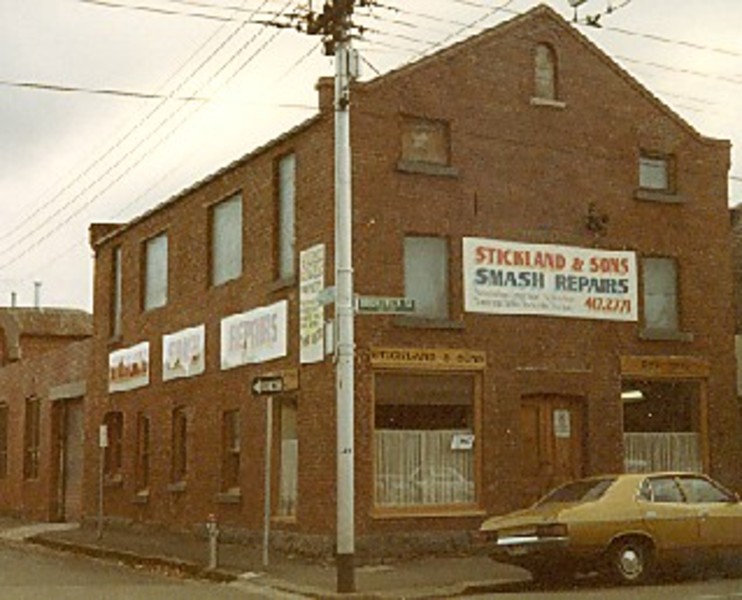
<box><xmin>536</xmin><ymin>523</ymin><xmax>568</xmax><ymax>538</ymax></box>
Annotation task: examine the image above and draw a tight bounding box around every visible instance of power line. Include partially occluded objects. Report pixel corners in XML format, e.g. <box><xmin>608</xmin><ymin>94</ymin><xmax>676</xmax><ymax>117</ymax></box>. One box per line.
<box><xmin>0</xmin><ymin>78</ymin><xmax>207</xmax><ymax>101</ymax></box>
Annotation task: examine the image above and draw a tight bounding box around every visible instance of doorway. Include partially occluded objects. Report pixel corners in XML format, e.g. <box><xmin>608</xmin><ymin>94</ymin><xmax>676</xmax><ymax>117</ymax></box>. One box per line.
<box><xmin>58</xmin><ymin>399</ymin><xmax>84</xmax><ymax>521</ymax></box>
<box><xmin>520</xmin><ymin>394</ymin><xmax>585</xmax><ymax>502</ymax></box>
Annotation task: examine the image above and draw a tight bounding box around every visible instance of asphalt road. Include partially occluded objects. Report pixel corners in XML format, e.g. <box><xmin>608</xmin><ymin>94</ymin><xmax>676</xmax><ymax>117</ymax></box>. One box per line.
<box><xmin>0</xmin><ymin>542</ymin><xmax>295</xmax><ymax>600</ymax></box>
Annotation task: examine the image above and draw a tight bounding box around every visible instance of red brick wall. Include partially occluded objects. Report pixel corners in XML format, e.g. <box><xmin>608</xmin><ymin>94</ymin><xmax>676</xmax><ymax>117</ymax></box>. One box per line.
<box><xmin>84</xmin><ymin>7</ymin><xmax>741</xmax><ymax>547</ymax></box>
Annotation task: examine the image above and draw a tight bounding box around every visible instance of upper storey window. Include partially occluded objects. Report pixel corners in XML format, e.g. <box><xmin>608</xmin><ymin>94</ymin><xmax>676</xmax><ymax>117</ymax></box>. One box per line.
<box><xmin>143</xmin><ymin>232</ymin><xmax>168</xmax><ymax>311</ymax></box>
<box><xmin>401</xmin><ymin>117</ymin><xmax>450</xmax><ymax>166</ymax></box>
<box><xmin>110</xmin><ymin>246</ymin><xmax>122</xmax><ymax>338</ymax></box>
<box><xmin>534</xmin><ymin>43</ymin><xmax>558</xmax><ymax>101</ymax></box>
<box><xmin>277</xmin><ymin>154</ymin><xmax>296</xmax><ymax>281</ymax></box>
<box><xmin>639</xmin><ymin>153</ymin><xmax>671</xmax><ymax>192</ymax></box>
<box><xmin>211</xmin><ymin>194</ymin><xmax>243</xmax><ymax>287</ymax></box>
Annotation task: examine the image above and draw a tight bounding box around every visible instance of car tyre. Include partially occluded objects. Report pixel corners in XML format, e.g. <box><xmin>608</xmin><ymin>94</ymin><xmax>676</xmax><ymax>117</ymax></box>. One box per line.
<box><xmin>606</xmin><ymin>537</ymin><xmax>654</xmax><ymax>585</ymax></box>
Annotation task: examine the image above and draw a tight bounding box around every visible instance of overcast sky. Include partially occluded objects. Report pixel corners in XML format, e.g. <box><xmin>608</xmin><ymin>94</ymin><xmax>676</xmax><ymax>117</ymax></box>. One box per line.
<box><xmin>1</xmin><ymin>0</ymin><xmax>740</xmax><ymax>311</ymax></box>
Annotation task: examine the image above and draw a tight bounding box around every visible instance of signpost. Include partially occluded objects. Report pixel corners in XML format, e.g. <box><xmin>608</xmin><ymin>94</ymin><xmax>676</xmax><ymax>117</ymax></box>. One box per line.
<box><xmin>252</xmin><ymin>375</ymin><xmax>284</xmax><ymax>396</ymax></box>
<box><xmin>355</xmin><ymin>296</ymin><xmax>415</xmax><ymax>315</ymax></box>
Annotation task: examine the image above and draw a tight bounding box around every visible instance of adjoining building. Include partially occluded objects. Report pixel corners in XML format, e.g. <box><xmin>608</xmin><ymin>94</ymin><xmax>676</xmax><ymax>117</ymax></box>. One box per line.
<box><xmin>85</xmin><ymin>5</ymin><xmax>742</xmax><ymax>555</ymax></box>
<box><xmin>0</xmin><ymin>308</ymin><xmax>91</xmax><ymax>522</ymax></box>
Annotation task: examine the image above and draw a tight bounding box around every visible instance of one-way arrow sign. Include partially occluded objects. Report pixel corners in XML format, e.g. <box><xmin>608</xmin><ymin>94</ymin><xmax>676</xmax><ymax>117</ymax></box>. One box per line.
<box><xmin>251</xmin><ymin>375</ymin><xmax>284</xmax><ymax>396</ymax></box>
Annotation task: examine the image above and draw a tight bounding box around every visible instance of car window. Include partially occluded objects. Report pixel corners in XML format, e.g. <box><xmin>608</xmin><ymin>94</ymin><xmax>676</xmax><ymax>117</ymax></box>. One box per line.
<box><xmin>648</xmin><ymin>477</ymin><xmax>684</xmax><ymax>503</ymax></box>
<box><xmin>536</xmin><ymin>478</ymin><xmax>615</xmax><ymax>505</ymax></box>
<box><xmin>677</xmin><ymin>477</ymin><xmax>734</xmax><ymax>504</ymax></box>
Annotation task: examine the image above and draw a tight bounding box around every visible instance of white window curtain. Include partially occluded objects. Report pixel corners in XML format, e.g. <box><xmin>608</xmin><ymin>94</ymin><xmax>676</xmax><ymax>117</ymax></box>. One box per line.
<box><xmin>375</xmin><ymin>429</ymin><xmax>474</xmax><ymax>507</ymax></box>
<box><xmin>642</xmin><ymin>257</ymin><xmax>678</xmax><ymax>331</ymax></box>
<box><xmin>144</xmin><ymin>233</ymin><xmax>168</xmax><ymax>310</ymax></box>
<box><xmin>212</xmin><ymin>195</ymin><xmax>243</xmax><ymax>286</ymax></box>
<box><xmin>624</xmin><ymin>432</ymin><xmax>701</xmax><ymax>473</ymax></box>
<box><xmin>404</xmin><ymin>236</ymin><xmax>449</xmax><ymax>319</ymax></box>
<box><xmin>278</xmin><ymin>154</ymin><xmax>296</xmax><ymax>281</ymax></box>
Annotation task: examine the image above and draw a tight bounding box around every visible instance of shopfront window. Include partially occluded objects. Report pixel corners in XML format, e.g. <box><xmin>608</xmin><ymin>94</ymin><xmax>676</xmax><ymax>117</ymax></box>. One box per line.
<box><xmin>374</xmin><ymin>373</ymin><xmax>476</xmax><ymax>508</ymax></box>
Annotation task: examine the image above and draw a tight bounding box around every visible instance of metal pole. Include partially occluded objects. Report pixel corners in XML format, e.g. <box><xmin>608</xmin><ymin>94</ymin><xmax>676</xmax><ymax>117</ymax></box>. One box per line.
<box><xmin>262</xmin><ymin>395</ymin><xmax>273</xmax><ymax>568</ymax></box>
<box><xmin>334</xmin><ymin>33</ymin><xmax>355</xmax><ymax>594</ymax></box>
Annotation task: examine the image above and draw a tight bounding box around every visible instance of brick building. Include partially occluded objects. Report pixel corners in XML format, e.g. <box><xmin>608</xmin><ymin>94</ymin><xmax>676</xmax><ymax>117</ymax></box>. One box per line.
<box><xmin>85</xmin><ymin>5</ymin><xmax>741</xmax><ymax>554</ymax></box>
<box><xmin>0</xmin><ymin>308</ymin><xmax>91</xmax><ymax>522</ymax></box>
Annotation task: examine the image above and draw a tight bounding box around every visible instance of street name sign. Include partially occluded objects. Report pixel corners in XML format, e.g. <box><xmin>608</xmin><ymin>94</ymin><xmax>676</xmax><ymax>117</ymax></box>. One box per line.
<box><xmin>251</xmin><ymin>375</ymin><xmax>284</xmax><ymax>396</ymax></box>
<box><xmin>356</xmin><ymin>296</ymin><xmax>416</xmax><ymax>315</ymax></box>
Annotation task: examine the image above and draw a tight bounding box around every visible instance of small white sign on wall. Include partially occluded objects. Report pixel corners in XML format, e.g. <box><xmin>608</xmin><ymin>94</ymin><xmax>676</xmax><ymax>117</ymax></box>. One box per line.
<box><xmin>553</xmin><ymin>409</ymin><xmax>572</xmax><ymax>439</ymax></box>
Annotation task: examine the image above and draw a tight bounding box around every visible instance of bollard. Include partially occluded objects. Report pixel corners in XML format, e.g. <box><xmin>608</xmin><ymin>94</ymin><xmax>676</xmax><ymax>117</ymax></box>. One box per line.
<box><xmin>206</xmin><ymin>513</ymin><xmax>219</xmax><ymax>570</ymax></box>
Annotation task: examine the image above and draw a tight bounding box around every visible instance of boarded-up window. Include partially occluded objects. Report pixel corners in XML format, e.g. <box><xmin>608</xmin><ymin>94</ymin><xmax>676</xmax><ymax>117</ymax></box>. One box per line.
<box><xmin>401</xmin><ymin>118</ymin><xmax>450</xmax><ymax>166</ymax></box>
<box><xmin>110</xmin><ymin>246</ymin><xmax>122</xmax><ymax>338</ymax></box>
<box><xmin>404</xmin><ymin>236</ymin><xmax>449</xmax><ymax>319</ymax></box>
<box><xmin>23</xmin><ymin>397</ymin><xmax>40</xmax><ymax>480</ymax></box>
<box><xmin>277</xmin><ymin>154</ymin><xmax>296</xmax><ymax>280</ymax></box>
<box><xmin>171</xmin><ymin>407</ymin><xmax>187</xmax><ymax>483</ymax></box>
<box><xmin>143</xmin><ymin>233</ymin><xmax>168</xmax><ymax>310</ymax></box>
<box><xmin>534</xmin><ymin>43</ymin><xmax>557</xmax><ymax>100</ymax></box>
<box><xmin>136</xmin><ymin>413</ymin><xmax>150</xmax><ymax>491</ymax></box>
<box><xmin>642</xmin><ymin>257</ymin><xmax>679</xmax><ymax>331</ymax></box>
<box><xmin>221</xmin><ymin>409</ymin><xmax>241</xmax><ymax>492</ymax></box>
<box><xmin>0</xmin><ymin>403</ymin><xmax>8</xmax><ymax>479</ymax></box>
<box><xmin>103</xmin><ymin>411</ymin><xmax>123</xmax><ymax>478</ymax></box>
<box><xmin>211</xmin><ymin>194</ymin><xmax>243</xmax><ymax>286</ymax></box>
<box><xmin>639</xmin><ymin>154</ymin><xmax>670</xmax><ymax>191</ymax></box>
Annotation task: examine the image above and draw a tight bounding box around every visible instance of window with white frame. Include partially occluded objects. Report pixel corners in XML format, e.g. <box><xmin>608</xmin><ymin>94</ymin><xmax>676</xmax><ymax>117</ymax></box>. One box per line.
<box><xmin>639</xmin><ymin>154</ymin><xmax>671</xmax><ymax>192</ymax></box>
<box><xmin>534</xmin><ymin>43</ymin><xmax>557</xmax><ymax>100</ymax></box>
<box><xmin>374</xmin><ymin>373</ymin><xmax>476</xmax><ymax>508</ymax></box>
<box><xmin>143</xmin><ymin>233</ymin><xmax>168</xmax><ymax>310</ymax></box>
<box><xmin>277</xmin><ymin>154</ymin><xmax>296</xmax><ymax>281</ymax></box>
<box><xmin>211</xmin><ymin>194</ymin><xmax>243</xmax><ymax>287</ymax></box>
<box><xmin>642</xmin><ymin>257</ymin><xmax>679</xmax><ymax>332</ymax></box>
<box><xmin>404</xmin><ymin>236</ymin><xmax>449</xmax><ymax>319</ymax></box>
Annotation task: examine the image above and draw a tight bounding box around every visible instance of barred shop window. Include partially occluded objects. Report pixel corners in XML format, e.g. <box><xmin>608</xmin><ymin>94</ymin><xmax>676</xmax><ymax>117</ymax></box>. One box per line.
<box><xmin>0</xmin><ymin>403</ymin><xmax>8</xmax><ymax>479</ymax></box>
<box><xmin>103</xmin><ymin>411</ymin><xmax>123</xmax><ymax>479</ymax></box>
<box><xmin>404</xmin><ymin>236</ymin><xmax>449</xmax><ymax>319</ymax></box>
<box><xmin>23</xmin><ymin>396</ymin><xmax>40</xmax><ymax>480</ymax></box>
<box><xmin>534</xmin><ymin>43</ymin><xmax>558</xmax><ymax>100</ymax></box>
<box><xmin>639</xmin><ymin>153</ymin><xmax>672</xmax><ymax>192</ymax></box>
<box><xmin>642</xmin><ymin>257</ymin><xmax>679</xmax><ymax>332</ymax></box>
<box><xmin>211</xmin><ymin>194</ymin><xmax>243</xmax><ymax>287</ymax></box>
<box><xmin>277</xmin><ymin>154</ymin><xmax>296</xmax><ymax>281</ymax></box>
<box><xmin>221</xmin><ymin>410</ymin><xmax>241</xmax><ymax>493</ymax></box>
<box><xmin>136</xmin><ymin>413</ymin><xmax>150</xmax><ymax>491</ymax></box>
<box><xmin>143</xmin><ymin>232</ymin><xmax>168</xmax><ymax>310</ymax></box>
<box><xmin>110</xmin><ymin>246</ymin><xmax>123</xmax><ymax>338</ymax></box>
<box><xmin>374</xmin><ymin>374</ymin><xmax>476</xmax><ymax>509</ymax></box>
<box><xmin>401</xmin><ymin>117</ymin><xmax>450</xmax><ymax>166</ymax></box>
<box><xmin>277</xmin><ymin>399</ymin><xmax>298</xmax><ymax>517</ymax></box>
<box><xmin>171</xmin><ymin>406</ymin><xmax>188</xmax><ymax>483</ymax></box>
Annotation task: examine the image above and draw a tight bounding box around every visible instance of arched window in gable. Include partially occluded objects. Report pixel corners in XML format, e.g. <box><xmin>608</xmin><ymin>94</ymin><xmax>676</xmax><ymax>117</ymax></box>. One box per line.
<box><xmin>534</xmin><ymin>43</ymin><xmax>558</xmax><ymax>100</ymax></box>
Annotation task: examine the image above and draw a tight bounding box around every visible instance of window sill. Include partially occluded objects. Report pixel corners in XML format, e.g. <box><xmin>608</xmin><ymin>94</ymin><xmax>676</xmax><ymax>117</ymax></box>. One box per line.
<box><xmin>167</xmin><ymin>481</ymin><xmax>187</xmax><ymax>493</ymax></box>
<box><xmin>132</xmin><ymin>490</ymin><xmax>150</xmax><ymax>504</ymax></box>
<box><xmin>396</xmin><ymin>160</ymin><xmax>459</xmax><ymax>178</ymax></box>
<box><xmin>216</xmin><ymin>490</ymin><xmax>242</xmax><ymax>504</ymax></box>
<box><xmin>104</xmin><ymin>473</ymin><xmax>124</xmax><ymax>488</ymax></box>
<box><xmin>267</xmin><ymin>275</ymin><xmax>296</xmax><ymax>293</ymax></box>
<box><xmin>640</xmin><ymin>329</ymin><xmax>694</xmax><ymax>342</ymax></box>
<box><xmin>530</xmin><ymin>97</ymin><xmax>566</xmax><ymax>109</ymax></box>
<box><xmin>371</xmin><ymin>506</ymin><xmax>485</xmax><ymax>520</ymax></box>
<box><xmin>634</xmin><ymin>189</ymin><xmax>685</xmax><ymax>204</ymax></box>
<box><xmin>393</xmin><ymin>316</ymin><xmax>465</xmax><ymax>330</ymax></box>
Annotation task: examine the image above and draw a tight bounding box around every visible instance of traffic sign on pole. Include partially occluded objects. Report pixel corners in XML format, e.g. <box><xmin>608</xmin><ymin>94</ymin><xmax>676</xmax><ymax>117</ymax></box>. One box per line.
<box><xmin>356</xmin><ymin>296</ymin><xmax>416</xmax><ymax>315</ymax></box>
<box><xmin>251</xmin><ymin>375</ymin><xmax>284</xmax><ymax>396</ymax></box>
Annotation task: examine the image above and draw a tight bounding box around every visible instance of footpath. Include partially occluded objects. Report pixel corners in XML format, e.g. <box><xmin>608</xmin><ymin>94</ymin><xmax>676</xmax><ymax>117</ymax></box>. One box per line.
<box><xmin>0</xmin><ymin>518</ymin><xmax>529</xmax><ymax>599</ymax></box>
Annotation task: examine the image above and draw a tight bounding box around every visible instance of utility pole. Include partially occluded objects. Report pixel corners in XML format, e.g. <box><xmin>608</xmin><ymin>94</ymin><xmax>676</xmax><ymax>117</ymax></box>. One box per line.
<box><xmin>303</xmin><ymin>0</ymin><xmax>359</xmax><ymax>593</ymax></box>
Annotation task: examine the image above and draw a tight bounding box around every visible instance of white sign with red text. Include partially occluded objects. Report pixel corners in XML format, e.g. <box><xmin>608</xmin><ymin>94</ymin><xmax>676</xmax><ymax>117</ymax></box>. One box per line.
<box><xmin>463</xmin><ymin>238</ymin><xmax>638</xmax><ymax>322</ymax></box>
<box><xmin>220</xmin><ymin>300</ymin><xmax>288</xmax><ymax>370</ymax></box>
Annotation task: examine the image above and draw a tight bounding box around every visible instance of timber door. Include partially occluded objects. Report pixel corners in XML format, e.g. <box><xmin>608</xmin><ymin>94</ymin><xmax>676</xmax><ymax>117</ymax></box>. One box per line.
<box><xmin>520</xmin><ymin>395</ymin><xmax>585</xmax><ymax>503</ymax></box>
<box><xmin>61</xmin><ymin>400</ymin><xmax>84</xmax><ymax>521</ymax></box>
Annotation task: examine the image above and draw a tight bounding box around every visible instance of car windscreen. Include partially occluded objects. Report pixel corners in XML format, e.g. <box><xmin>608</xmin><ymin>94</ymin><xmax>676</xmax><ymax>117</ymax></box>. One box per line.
<box><xmin>535</xmin><ymin>478</ymin><xmax>616</xmax><ymax>506</ymax></box>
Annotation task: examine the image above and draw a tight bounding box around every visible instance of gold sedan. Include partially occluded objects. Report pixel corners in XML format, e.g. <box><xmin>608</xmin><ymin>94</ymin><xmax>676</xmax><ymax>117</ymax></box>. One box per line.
<box><xmin>479</xmin><ymin>472</ymin><xmax>741</xmax><ymax>585</ymax></box>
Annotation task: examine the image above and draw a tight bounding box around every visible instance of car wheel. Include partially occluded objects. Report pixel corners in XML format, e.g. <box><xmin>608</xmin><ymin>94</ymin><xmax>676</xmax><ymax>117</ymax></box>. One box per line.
<box><xmin>607</xmin><ymin>537</ymin><xmax>654</xmax><ymax>585</ymax></box>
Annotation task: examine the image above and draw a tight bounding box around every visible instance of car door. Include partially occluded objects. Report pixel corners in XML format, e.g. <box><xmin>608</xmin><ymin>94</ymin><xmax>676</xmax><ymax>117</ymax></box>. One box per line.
<box><xmin>676</xmin><ymin>476</ymin><xmax>742</xmax><ymax>553</ymax></box>
<box><xmin>639</xmin><ymin>476</ymin><xmax>700</xmax><ymax>559</ymax></box>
